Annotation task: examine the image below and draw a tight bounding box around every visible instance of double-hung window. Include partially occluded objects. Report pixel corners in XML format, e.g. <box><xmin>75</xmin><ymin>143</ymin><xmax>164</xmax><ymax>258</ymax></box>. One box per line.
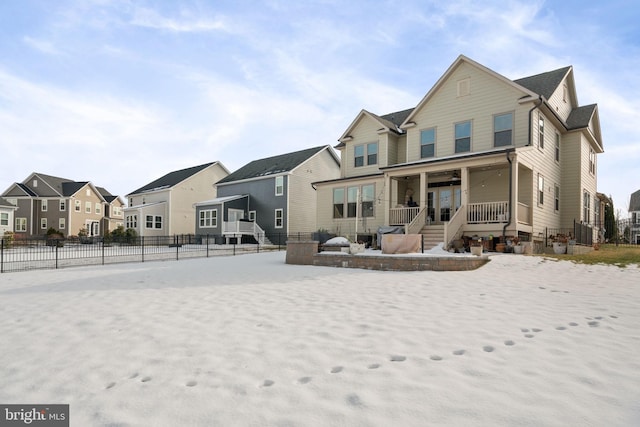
<box><xmin>16</xmin><ymin>218</ymin><xmax>27</xmax><ymax>232</ymax></box>
<box><xmin>555</xmin><ymin>134</ymin><xmax>560</xmax><ymax>162</ymax></box>
<box><xmin>361</xmin><ymin>184</ymin><xmax>375</xmax><ymax>217</ymax></box>
<box><xmin>589</xmin><ymin>148</ymin><xmax>596</xmax><ymax>174</ymax></box>
<box><xmin>583</xmin><ymin>191</ymin><xmax>591</xmax><ymax>223</ymax></box>
<box><xmin>275</xmin><ymin>176</ymin><xmax>284</xmax><ymax>196</ymax></box>
<box><xmin>347</xmin><ymin>187</ymin><xmax>358</xmax><ymax>217</ymax></box>
<box><xmin>494</xmin><ymin>113</ymin><xmax>513</xmax><ymax>147</ymax></box>
<box><xmin>60</xmin><ymin>200</ymin><xmax>66</xmax><ymax>211</ymax></box>
<box><xmin>199</xmin><ymin>209</ymin><xmax>217</xmax><ymax>228</ymax></box>
<box><xmin>333</xmin><ymin>188</ymin><xmax>344</xmax><ymax>218</ymax></box>
<box><xmin>354</xmin><ymin>143</ymin><xmax>378</xmax><ymax>167</ymax></box>
<box><xmin>0</xmin><ymin>213</ymin><xmax>8</xmax><ymax>226</ymax></box>
<box><xmin>41</xmin><ymin>200</ymin><xmax>48</xmax><ymax>212</ymax></box>
<box><xmin>538</xmin><ymin>174</ymin><xmax>545</xmax><ymax>206</ymax></box>
<box><xmin>455</xmin><ymin>121</ymin><xmax>471</xmax><ymax>153</ymax></box>
<box><xmin>538</xmin><ymin>115</ymin><xmax>545</xmax><ymax>150</ymax></box>
<box><xmin>554</xmin><ymin>185</ymin><xmax>560</xmax><ymax>212</ymax></box>
<box><xmin>274</xmin><ymin>209</ymin><xmax>283</xmax><ymax>228</ymax></box>
<box><xmin>420</xmin><ymin>128</ymin><xmax>435</xmax><ymax>158</ymax></box>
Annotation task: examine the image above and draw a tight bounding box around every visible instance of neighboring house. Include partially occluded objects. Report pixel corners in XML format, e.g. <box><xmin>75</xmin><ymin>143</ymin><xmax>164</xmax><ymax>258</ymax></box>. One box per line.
<box><xmin>97</xmin><ymin>187</ymin><xmax>125</xmax><ymax>233</ymax></box>
<box><xmin>629</xmin><ymin>189</ymin><xmax>640</xmax><ymax>245</ymax></box>
<box><xmin>314</xmin><ymin>55</ymin><xmax>604</xmax><ymax>249</ymax></box>
<box><xmin>125</xmin><ymin>162</ymin><xmax>229</xmax><ymax>237</ymax></box>
<box><xmin>0</xmin><ymin>197</ymin><xmax>18</xmax><ymax>235</ymax></box>
<box><xmin>195</xmin><ymin>146</ymin><xmax>340</xmax><ymax>243</ymax></box>
<box><xmin>1</xmin><ymin>173</ymin><xmax>115</xmax><ymax>237</ymax></box>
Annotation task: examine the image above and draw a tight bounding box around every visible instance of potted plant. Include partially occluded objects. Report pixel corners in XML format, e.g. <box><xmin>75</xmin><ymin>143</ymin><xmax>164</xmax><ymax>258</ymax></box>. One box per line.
<box><xmin>552</xmin><ymin>234</ymin><xmax>567</xmax><ymax>254</ymax></box>
<box><xmin>512</xmin><ymin>236</ymin><xmax>524</xmax><ymax>254</ymax></box>
<box><xmin>46</xmin><ymin>227</ymin><xmax>65</xmax><ymax>247</ymax></box>
<box><xmin>470</xmin><ymin>237</ymin><xmax>483</xmax><ymax>256</ymax></box>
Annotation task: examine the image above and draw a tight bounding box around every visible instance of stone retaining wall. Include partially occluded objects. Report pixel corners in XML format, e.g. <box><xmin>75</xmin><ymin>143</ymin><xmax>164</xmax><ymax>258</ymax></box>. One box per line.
<box><xmin>285</xmin><ymin>241</ymin><xmax>489</xmax><ymax>271</ymax></box>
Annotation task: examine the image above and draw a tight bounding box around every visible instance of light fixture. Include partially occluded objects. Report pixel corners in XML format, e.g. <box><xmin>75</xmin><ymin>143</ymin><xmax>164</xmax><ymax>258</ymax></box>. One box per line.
<box><xmin>450</xmin><ymin>171</ymin><xmax>461</xmax><ymax>181</ymax></box>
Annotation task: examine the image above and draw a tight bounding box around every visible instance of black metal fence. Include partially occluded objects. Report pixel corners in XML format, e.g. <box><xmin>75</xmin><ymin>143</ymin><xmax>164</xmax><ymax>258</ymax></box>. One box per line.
<box><xmin>0</xmin><ymin>234</ymin><xmax>299</xmax><ymax>274</ymax></box>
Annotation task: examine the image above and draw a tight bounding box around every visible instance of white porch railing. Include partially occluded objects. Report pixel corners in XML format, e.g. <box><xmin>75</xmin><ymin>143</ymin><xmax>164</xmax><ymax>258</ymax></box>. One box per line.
<box><xmin>223</xmin><ymin>220</ymin><xmax>265</xmax><ymax>245</ymax></box>
<box><xmin>405</xmin><ymin>207</ymin><xmax>428</xmax><ymax>235</ymax></box>
<box><xmin>444</xmin><ymin>204</ymin><xmax>466</xmax><ymax>249</ymax></box>
<box><xmin>467</xmin><ymin>201</ymin><xmax>509</xmax><ymax>223</ymax></box>
<box><xmin>390</xmin><ymin>206</ymin><xmax>420</xmax><ymax>225</ymax></box>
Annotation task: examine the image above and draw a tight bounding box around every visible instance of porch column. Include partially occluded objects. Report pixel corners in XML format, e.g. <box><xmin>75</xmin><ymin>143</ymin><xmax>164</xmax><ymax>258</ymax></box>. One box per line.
<box><xmin>512</xmin><ymin>158</ymin><xmax>519</xmax><ymax>224</ymax></box>
<box><xmin>384</xmin><ymin>173</ymin><xmax>391</xmax><ymax>225</ymax></box>
<box><xmin>419</xmin><ymin>172</ymin><xmax>427</xmax><ymax>210</ymax></box>
<box><xmin>460</xmin><ymin>167</ymin><xmax>469</xmax><ymax>206</ymax></box>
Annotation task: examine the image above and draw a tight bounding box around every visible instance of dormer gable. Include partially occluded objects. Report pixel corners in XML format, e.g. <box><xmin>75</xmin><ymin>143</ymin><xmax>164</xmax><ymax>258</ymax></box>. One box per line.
<box><xmin>337</xmin><ymin>109</ymin><xmax>409</xmax><ymax>148</ymax></box>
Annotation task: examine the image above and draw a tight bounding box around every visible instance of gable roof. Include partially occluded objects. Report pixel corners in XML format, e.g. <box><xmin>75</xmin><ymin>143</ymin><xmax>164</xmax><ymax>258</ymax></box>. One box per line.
<box><xmin>513</xmin><ymin>66</ymin><xmax>572</xmax><ymax>100</ymax></box>
<box><xmin>217</xmin><ymin>146</ymin><xmax>336</xmax><ymax>184</ymax></box>
<box><xmin>566</xmin><ymin>104</ymin><xmax>597</xmax><ymax>129</ymax></box>
<box><xmin>128</xmin><ymin>162</ymin><xmax>221</xmax><ymax>195</ymax></box>
<box><xmin>23</xmin><ymin>172</ymin><xmax>75</xmax><ymax>197</ymax></box>
<box><xmin>630</xmin><ymin>189</ymin><xmax>640</xmax><ymax>212</ymax></box>
<box><xmin>96</xmin><ymin>187</ymin><xmax>121</xmax><ymax>204</ymax></box>
<box><xmin>337</xmin><ymin>109</ymin><xmax>413</xmax><ymax>148</ymax></box>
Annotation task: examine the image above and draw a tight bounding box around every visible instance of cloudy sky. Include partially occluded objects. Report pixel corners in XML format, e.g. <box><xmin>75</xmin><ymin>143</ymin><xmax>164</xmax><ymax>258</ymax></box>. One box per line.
<box><xmin>1</xmin><ymin>0</ymin><xmax>638</xmax><ymax>212</ymax></box>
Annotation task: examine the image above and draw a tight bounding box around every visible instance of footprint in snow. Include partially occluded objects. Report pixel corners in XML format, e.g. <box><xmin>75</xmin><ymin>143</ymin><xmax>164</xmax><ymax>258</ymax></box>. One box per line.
<box><xmin>105</xmin><ymin>382</ymin><xmax>116</xmax><ymax>390</ymax></box>
<box><xmin>330</xmin><ymin>366</ymin><xmax>343</xmax><ymax>373</ymax></box>
<box><xmin>186</xmin><ymin>381</ymin><xmax>197</xmax><ymax>387</ymax></box>
<box><xmin>483</xmin><ymin>346</ymin><xmax>495</xmax><ymax>353</ymax></box>
<box><xmin>452</xmin><ymin>349</ymin><xmax>466</xmax><ymax>356</ymax></box>
<box><xmin>141</xmin><ymin>376</ymin><xmax>152</xmax><ymax>383</ymax></box>
<box><xmin>260</xmin><ymin>379</ymin><xmax>274</xmax><ymax>388</ymax></box>
<box><xmin>390</xmin><ymin>355</ymin><xmax>406</xmax><ymax>362</ymax></box>
<box><xmin>367</xmin><ymin>364</ymin><xmax>380</xmax><ymax>369</ymax></box>
<box><xmin>296</xmin><ymin>377</ymin><xmax>312</xmax><ymax>384</ymax></box>
<box><xmin>504</xmin><ymin>340</ymin><xmax>515</xmax><ymax>346</ymax></box>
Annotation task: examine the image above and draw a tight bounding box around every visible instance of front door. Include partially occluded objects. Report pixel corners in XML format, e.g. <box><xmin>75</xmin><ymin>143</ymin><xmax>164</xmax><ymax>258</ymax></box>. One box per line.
<box><xmin>228</xmin><ymin>209</ymin><xmax>244</xmax><ymax>222</ymax></box>
<box><xmin>428</xmin><ymin>187</ymin><xmax>461</xmax><ymax>223</ymax></box>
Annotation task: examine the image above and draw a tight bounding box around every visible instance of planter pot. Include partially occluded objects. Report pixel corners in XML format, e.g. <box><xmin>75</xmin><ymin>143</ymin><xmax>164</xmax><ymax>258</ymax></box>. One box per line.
<box><xmin>513</xmin><ymin>244</ymin><xmax>524</xmax><ymax>254</ymax></box>
<box><xmin>495</xmin><ymin>243</ymin><xmax>506</xmax><ymax>253</ymax></box>
<box><xmin>470</xmin><ymin>245</ymin><xmax>483</xmax><ymax>256</ymax></box>
<box><xmin>552</xmin><ymin>242</ymin><xmax>567</xmax><ymax>254</ymax></box>
<box><xmin>349</xmin><ymin>243</ymin><xmax>365</xmax><ymax>254</ymax></box>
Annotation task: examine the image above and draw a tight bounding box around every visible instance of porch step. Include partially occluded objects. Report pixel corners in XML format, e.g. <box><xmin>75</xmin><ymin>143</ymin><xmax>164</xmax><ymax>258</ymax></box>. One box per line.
<box><xmin>420</xmin><ymin>225</ymin><xmax>445</xmax><ymax>250</ymax></box>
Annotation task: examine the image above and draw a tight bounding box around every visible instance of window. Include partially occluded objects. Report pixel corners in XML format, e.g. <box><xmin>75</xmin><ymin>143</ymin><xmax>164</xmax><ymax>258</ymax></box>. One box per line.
<box><xmin>126</xmin><ymin>215</ymin><xmax>137</xmax><ymax>229</ymax></box>
<box><xmin>0</xmin><ymin>213</ymin><xmax>8</xmax><ymax>226</ymax></box>
<box><xmin>113</xmin><ymin>207</ymin><xmax>122</xmax><ymax>217</ymax></box>
<box><xmin>59</xmin><ymin>218</ymin><xmax>65</xmax><ymax>229</ymax></box>
<box><xmin>95</xmin><ymin>203</ymin><xmax>102</xmax><ymax>214</ymax></box>
<box><xmin>15</xmin><ymin>218</ymin><xmax>27</xmax><ymax>232</ymax></box>
<box><xmin>347</xmin><ymin>187</ymin><xmax>358</xmax><ymax>218</ymax></box>
<box><xmin>494</xmin><ymin>113</ymin><xmax>513</xmax><ymax>147</ymax></box>
<box><xmin>41</xmin><ymin>218</ymin><xmax>47</xmax><ymax>229</ymax></box>
<box><xmin>589</xmin><ymin>148</ymin><xmax>596</xmax><ymax>174</ymax></box>
<box><xmin>354</xmin><ymin>143</ymin><xmax>378</xmax><ymax>167</ymax></box>
<box><xmin>333</xmin><ymin>188</ymin><xmax>344</xmax><ymax>218</ymax></box>
<box><xmin>275</xmin><ymin>209</ymin><xmax>283</xmax><ymax>228</ymax></box>
<box><xmin>41</xmin><ymin>200</ymin><xmax>48</xmax><ymax>212</ymax></box>
<box><xmin>60</xmin><ymin>200</ymin><xmax>66</xmax><ymax>211</ymax></box>
<box><xmin>420</xmin><ymin>128</ymin><xmax>436</xmax><ymax>158</ymax></box>
<box><xmin>554</xmin><ymin>185</ymin><xmax>560</xmax><ymax>212</ymax></box>
<box><xmin>249</xmin><ymin>211</ymin><xmax>256</xmax><ymax>221</ymax></box>
<box><xmin>583</xmin><ymin>191</ymin><xmax>591</xmax><ymax>224</ymax></box>
<box><xmin>146</xmin><ymin>215</ymin><xmax>153</xmax><ymax>229</ymax></box>
<box><xmin>275</xmin><ymin>176</ymin><xmax>284</xmax><ymax>196</ymax></box>
<box><xmin>555</xmin><ymin>133</ymin><xmax>560</xmax><ymax>162</ymax></box>
<box><xmin>86</xmin><ymin>189</ymin><xmax>91</xmax><ymax>196</ymax></box>
<box><xmin>146</xmin><ymin>215</ymin><xmax>162</xmax><ymax>229</ymax></box>
<box><xmin>85</xmin><ymin>201</ymin><xmax>91</xmax><ymax>214</ymax></box>
<box><xmin>455</xmin><ymin>121</ymin><xmax>471</xmax><ymax>153</ymax></box>
<box><xmin>33</xmin><ymin>179</ymin><xmax>38</xmax><ymax>188</ymax></box>
<box><xmin>354</xmin><ymin>145</ymin><xmax>364</xmax><ymax>167</ymax></box>
<box><xmin>361</xmin><ymin>184</ymin><xmax>375</xmax><ymax>217</ymax></box>
<box><xmin>367</xmin><ymin>143</ymin><xmax>378</xmax><ymax>165</ymax></box>
<box><xmin>594</xmin><ymin>196</ymin><xmax>600</xmax><ymax>227</ymax></box>
<box><xmin>199</xmin><ymin>209</ymin><xmax>217</xmax><ymax>228</ymax></box>
<box><xmin>154</xmin><ymin>216</ymin><xmax>162</xmax><ymax>229</ymax></box>
<box><xmin>538</xmin><ymin>115</ymin><xmax>544</xmax><ymax>150</ymax></box>
<box><xmin>538</xmin><ymin>174</ymin><xmax>544</xmax><ymax>206</ymax></box>
<box><xmin>75</xmin><ymin>200</ymin><xmax>81</xmax><ymax>212</ymax></box>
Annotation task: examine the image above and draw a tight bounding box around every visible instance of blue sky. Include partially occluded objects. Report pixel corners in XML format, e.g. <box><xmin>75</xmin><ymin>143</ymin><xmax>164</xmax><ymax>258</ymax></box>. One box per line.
<box><xmin>1</xmin><ymin>0</ymin><xmax>639</xmax><ymax>213</ymax></box>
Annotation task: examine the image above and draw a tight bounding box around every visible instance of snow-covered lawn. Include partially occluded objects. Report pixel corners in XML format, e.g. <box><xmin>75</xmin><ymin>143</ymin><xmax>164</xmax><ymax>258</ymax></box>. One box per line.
<box><xmin>1</xmin><ymin>252</ymin><xmax>639</xmax><ymax>426</ymax></box>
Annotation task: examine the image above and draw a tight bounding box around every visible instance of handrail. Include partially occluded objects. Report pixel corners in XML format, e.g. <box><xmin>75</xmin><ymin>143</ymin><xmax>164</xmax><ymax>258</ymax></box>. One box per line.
<box><xmin>444</xmin><ymin>205</ymin><xmax>466</xmax><ymax>249</ymax></box>
<box><xmin>405</xmin><ymin>207</ymin><xmax>427</xmax><ymax>235</ymax></box>
<box><xmin>223</xmin><ymin>220</ymin><xmax>265</xmax><ymax>245</ymax></box>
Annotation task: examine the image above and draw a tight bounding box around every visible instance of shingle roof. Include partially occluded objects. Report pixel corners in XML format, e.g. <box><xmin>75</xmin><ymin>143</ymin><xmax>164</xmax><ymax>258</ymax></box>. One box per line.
<box><xmin>566</xmin><ymin>104</ymin><xmax>597</xmax><ymax>130</ymax></box>
<box><xmin>0</xmin><ymin>197</ymin><xmax>17</xmax><ymax>208</ymax></box>
<box><xmin>217</xmin><ymin>146</ymin><xmax>329</xmax><ymax>184</ymax></box>
<box><xmin>16</xmin><ymin>183</ymin><xmax>38</xmax><ymax>197</ymax></box>
<box><xmin>28</xmin><ymin>173</ymin><xmax>75</xmax><ymax>197</ymax></box>
<box><xmin>514</xmin><ymin>66</ymin><xmax>571</xmax><ymax>99</ymax></box>
<box><xmin>97</xmin><ymin>187</ymin><xmax>118</xmax><ymax>203</ymax></box>
<box><xmin>376</xmin><ymin>108</ymin><xmax>414</xmax><ymax>132</ymax></box>
<box><xmin>129</xmin><ymin>162</ymin><xmax>217</xmax><ymax>195</ymax></box>
<box><xmin>630</xmin><ymin>189</ymin><xmax>640</xmax><ymax>212</ymax></box>
<box><xmin>61</xmin><ymin>181</ymin><xmax>89</xmax><ymax>197</ymax></box>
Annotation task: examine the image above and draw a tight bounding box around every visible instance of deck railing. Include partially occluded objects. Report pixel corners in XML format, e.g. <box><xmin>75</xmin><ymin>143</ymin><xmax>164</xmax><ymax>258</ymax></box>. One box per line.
<box><xmin>389</xmin><ymin>206</ymin><xmax>420</xmax><ymax>225</ymax></box>
<box><xmin>223</xmin><ymin>220</ymin><xmax>266</xmax><ymax>245</ymax></box>
<box><xmin>467</xmin><ymin>201</ymin><xmax>509</xmax><ymax>223</ymax></box>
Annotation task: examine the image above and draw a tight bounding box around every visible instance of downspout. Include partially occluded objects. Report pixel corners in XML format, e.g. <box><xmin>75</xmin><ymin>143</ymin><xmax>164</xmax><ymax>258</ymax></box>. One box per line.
<box><xmin>502</xmin><ymin>149</ymin><xmax>515</xmax><ymax>242</ymax></box>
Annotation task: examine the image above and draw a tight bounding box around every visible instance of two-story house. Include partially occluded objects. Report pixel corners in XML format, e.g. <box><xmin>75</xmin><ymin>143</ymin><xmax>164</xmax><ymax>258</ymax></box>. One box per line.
<box><xmin>629</xmin><ymin>189</ymin><xmax>640</xmax><ymax>245</ymax></box>
<box><xmin>195</xmin><ymin>146</ymin><xmax>340</xmax><ymax>243</ymax></box>
<box><xmin>1</xmin><ymin>173</ymin><xmax>115</xmax><ymax>237</ymax></box>
<box><xmin>97</xmin><ymin>187</ymin><xmax>125</xmax><ymax>233</ymax></box>
<box><xmin>314</xmin><ymin>55</ymin><xmax>603</xmax><ymax>250</ymax></box>
<box><xmin>125</xmin><ymin>162</ymin><xmax>229</xmax><ymax>237</ymax></box>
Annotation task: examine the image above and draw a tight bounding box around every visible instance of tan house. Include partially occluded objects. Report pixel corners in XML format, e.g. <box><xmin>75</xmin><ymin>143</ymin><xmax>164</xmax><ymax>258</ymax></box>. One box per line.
<box><xmin>0</xmin><ymin>197</ymin><xmax>18</xmax><ymax>235</ymax></box>
<box><xmin>98</xmin><ymin>187</ymin><xmax>125</xmax><ymax>233</ymax></box>
<box><xmin>125</xmin><ymin>162</ymin><xmax>229</xmax><ymax>237</ymax></box>
<box><xmin>1</xmin><ymin>173</ymin><xmax>117</xmax><ymax>237</ymax></box>
<box><xmin>314</xmin><ymin>55</ymin><xmax>604</xmax><ymax>250</ymax></box>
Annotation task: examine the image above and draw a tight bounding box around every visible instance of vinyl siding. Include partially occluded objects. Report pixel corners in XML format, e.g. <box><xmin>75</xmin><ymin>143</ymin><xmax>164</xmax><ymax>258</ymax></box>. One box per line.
<box><xmin>342</xmin><ymin>115</ymin><xmax>384</xmax><ymax>177</ymax></box>
<box><xmin>406</xmin><ymin>62</ymin><xmax>531</xmax><ymax>162</ymax></box>
<box><xmin>547</xmin><ymin>79</ymin><xmax>574</xmax><ymax>121</ymax></box>
<box><xmin>288</xmin><ymin>149</ymin><xmax>340</xmax><ymax>232</ymax></box>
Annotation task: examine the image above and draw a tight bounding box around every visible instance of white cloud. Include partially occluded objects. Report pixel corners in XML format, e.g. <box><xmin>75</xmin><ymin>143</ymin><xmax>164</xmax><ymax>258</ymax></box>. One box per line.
<box><xmin>23</xmin><ymin>36</ymin><xmax>62</xmax><ymax>55</ymax></box>
<box><xmin>129</xmin><ymin>6</ymin><xmax>227</xmax><ymax>33</ymax></box>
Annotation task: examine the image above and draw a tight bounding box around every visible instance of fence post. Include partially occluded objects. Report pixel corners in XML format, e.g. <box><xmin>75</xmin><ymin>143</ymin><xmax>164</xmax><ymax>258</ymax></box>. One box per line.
<box><xmin>55</xmin><ymin>241</ymin><xmax>59</xmax><ymax>269</ymax></box>
<box><xmin>233</xmin><ymin>240</ymin><xmax>236</xmax><ymax>256</ymax></box>
<box><xmin>206</xmin><ymin>234</ymin><xmax>209</xmax><ymax>258</ymax></box>
<box><xmin>176</xmin><ymin>235</ymin><xmax>179</xmax><ymax>261</ymax></box>
<box><xmin>102</xmin><ymin>238</ymin><xmax>105</xmax><ymax>265</ymax></box>
<box><xmin>1</xmin><ymin>238</ymin><xmax>4</xmax><ymax>273</ymax></box>
<box><xmin>141</xmin><ymin>236</ymin><xmax>145</xmax><ymax>263</ymax></box>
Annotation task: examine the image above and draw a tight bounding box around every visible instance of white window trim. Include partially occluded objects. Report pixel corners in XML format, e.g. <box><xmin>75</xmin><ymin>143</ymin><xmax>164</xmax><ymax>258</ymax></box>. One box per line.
<box><xmin>60</xmin><ymin>200</ymin><xmax>66</xmax><ymax>211</ymax></box>
<box><xmin>41</xmin><ymin>199</ymin><xmax>48</xmax><ymax>212</ymax></box>
<box><xmin>41</xmin><ymin>218</ymin><xmax>47</xmax><ymax>230</ymax></box>
<box><xmin>274</xmin><ymin>208</ymin><xmax>283</xmax><ymax>229</ymax></box>
<box><xmin>275</xmin><ymin>176</ymin><xmax>284</xmax><ymax>196</ymax></box>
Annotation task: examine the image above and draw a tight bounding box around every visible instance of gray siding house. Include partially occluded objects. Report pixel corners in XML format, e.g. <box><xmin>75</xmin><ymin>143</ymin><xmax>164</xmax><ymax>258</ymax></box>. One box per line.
<box><xmin>195</xmin><ymin>145</ymin><xmax>340</xmax><ymax>243</ymax></box>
